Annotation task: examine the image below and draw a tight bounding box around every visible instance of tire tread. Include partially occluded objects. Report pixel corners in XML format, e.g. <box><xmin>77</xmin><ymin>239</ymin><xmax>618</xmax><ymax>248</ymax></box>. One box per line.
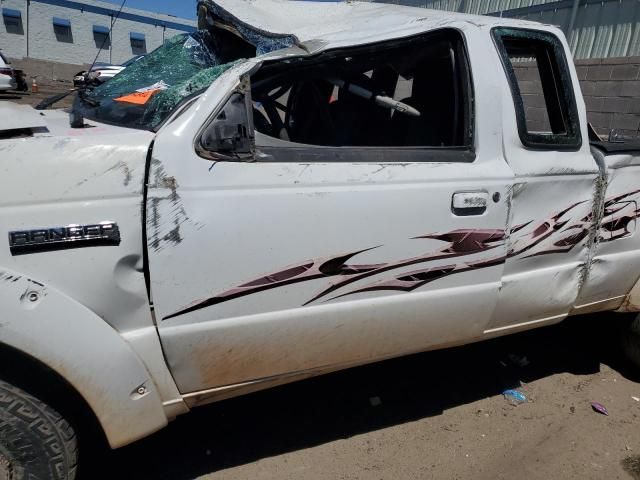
<box><xmin>0</xmin><ymin>379</ymin><xmax>77</xmax><ymax>480</ymax></box>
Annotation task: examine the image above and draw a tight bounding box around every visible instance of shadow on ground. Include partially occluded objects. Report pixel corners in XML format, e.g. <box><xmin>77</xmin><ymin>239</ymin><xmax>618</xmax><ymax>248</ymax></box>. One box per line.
<box><xmin>87</xmin><ymin>313</ymin><xmax>639</xmax><ymax>480</ymax></box>
<box><xmin>0</xmin><ymin>93</ymin><xmax>26</xmax><ymax>101</ymax></box>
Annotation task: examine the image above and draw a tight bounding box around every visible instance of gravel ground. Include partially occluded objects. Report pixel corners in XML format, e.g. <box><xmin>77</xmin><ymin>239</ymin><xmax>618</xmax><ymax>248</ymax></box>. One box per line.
<box><xmin>85</xmin><ymin>314</ymin><xmax>640</xmax><ymax>480</ymax></box>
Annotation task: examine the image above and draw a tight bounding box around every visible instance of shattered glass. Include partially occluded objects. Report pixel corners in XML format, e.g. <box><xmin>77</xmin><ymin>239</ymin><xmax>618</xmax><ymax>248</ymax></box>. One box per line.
<box><xmin>75</xmin><ymin>30</ymin><xmax>240</xmax><ymax>130</ymax></box>
<box><xmin>144</xmin><ymin>61</ymin><xmax>240</xmax><ymax>126</ymax></box>
<box><xmin>74</xmin><ymin>19</ymin><xmax>296</xmax><ymax>131</ymax></box>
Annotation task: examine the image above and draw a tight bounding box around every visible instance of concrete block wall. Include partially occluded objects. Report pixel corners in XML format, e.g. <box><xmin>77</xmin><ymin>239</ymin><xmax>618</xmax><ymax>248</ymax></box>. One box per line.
<box><xmin>575</xmin><ymin>57</ymin><xmax>640</xmax><ymax>137</ymax></box>
<box><xmin>515</xmin><ymin>57</ymin><xmax>640</xmax><ymax>138</ymax></box>
<box><xmin>0</xmin><ymin>0</ymin><xmax>195</xmax><ymax>66</ymax></box>
<box><xmin>513</xmin><ymin>64</ymin><xmax>553</xmax><ymax>133</ymax></box>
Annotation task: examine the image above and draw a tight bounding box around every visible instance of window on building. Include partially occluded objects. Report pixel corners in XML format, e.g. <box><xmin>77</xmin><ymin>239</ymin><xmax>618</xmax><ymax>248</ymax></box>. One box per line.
<box><xmin>130</xmin><ymin>32</ymin><xmax>147</xmax><ymax>54</ymax></box>
<box><xmin>93</xmin><ymin>25</ymin><xmax>111</xmax><ymax>48</ymax></box>
<box><xmin>492</xmin><ymin>28</ymin><xmax>582</xmax><ymax>150</ymax></box>
<box><xmin>53</xmin><ymin>17</ymin><xmax>73</xmax><ymax>43</ymax></box>
<box><xmin>2</xmin><ymin>8</ymin><xmax>24</xmax><ymax>35</ymax></box>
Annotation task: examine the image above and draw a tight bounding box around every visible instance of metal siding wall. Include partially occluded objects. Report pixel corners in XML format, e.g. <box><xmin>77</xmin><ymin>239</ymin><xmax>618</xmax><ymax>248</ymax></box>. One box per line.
<box><xmin>373</xmin><ymin>0</ymin><xmax>640</xmax><ymax>59</ymax></box>
<box><xmin>629</xmin><ymin>9</ymin><xmax>640</xmax><ymax>57</ymax></box>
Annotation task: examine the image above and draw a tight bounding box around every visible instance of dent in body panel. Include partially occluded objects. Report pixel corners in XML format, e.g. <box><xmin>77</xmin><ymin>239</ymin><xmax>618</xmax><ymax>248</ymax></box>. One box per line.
<box><xmin>0</xmin><ymin>129</ymin><xmax>157</xmax><ymax>336</ymax></box>
<box><xmin>563</xmin><ymin>184</ymin><xmax>640</xmax><ymax>311</ymax></box>
<box><xmin>576</xmin><ymin>152</ymin><xmax>608</xmax><ymax>293</ymax></box>
<box><xmin>489</xmin><ymin>172</ymin><xmax>595</xmax><ymax>330</ymax></box>
<box><xmin>165</xmin><ymin>193</ymin><xmax>636</xmax><ymax>322</ymax></box>
<box><xmin>596</xmin><ymin>153</ymin><xmax>640</xmax><ymax>312</ymax></box>
<box><xmin>0</xmin><ymin>270</ymin><xmax>168</xmax><ymax>448</ymax></box>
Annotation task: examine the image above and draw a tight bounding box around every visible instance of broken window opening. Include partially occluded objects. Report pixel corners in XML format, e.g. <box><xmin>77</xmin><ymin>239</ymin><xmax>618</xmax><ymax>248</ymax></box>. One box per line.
<box><xmin>249</xmin><ymin>29</ymin><xmax>473</xmax><ymax>152</ymax></box>
<box><xmin>72</xmin><ymin>16</ymin><xmax>293</xmax><ymax>131</ymax></box>
<box><xmin>492</xmin><ymin>27</ymin><xmax>582</xmax><ymax>150</ymax></box>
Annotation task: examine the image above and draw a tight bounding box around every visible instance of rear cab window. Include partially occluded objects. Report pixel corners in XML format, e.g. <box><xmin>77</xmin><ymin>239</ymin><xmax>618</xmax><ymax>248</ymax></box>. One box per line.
<box><xmin>492</xmin><ymin>28</ymin><xmax>582</xmax><ymax>151</ymax></box>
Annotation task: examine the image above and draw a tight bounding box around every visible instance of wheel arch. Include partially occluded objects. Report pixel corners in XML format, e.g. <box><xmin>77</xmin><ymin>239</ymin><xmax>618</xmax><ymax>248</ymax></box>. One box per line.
<box><xmin>0</xmin><ymin>342</ymin><xmax>105</xmax><ymax>450</ymax></box>
<box><xmin>0</xmin><ymin>271</ymin><xmax>169</xmax><ymax>448</ymax></box>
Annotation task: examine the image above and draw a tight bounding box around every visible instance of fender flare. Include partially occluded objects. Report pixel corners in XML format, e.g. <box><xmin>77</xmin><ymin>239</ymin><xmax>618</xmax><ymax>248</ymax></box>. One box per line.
<box><xmin>0</xmin><ymin>270</ymin><xmax>168</xmax><ymax>448</ymax></box>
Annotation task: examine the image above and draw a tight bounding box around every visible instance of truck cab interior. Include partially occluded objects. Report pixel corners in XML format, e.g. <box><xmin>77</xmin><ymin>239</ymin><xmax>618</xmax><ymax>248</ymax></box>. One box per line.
<box><xmin>250</xmin><ymin>29</ymin><xmax>472</xmax><ymax>149</ymax></box>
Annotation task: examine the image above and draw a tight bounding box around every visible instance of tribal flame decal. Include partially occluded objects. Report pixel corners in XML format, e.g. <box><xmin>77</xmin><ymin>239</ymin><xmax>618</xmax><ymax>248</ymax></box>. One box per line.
<box><xmin>163</xmin><ymin>248</ymin><xmax>385</xmax><ymax>320</ymax></box>
<box><xmin>600</xmin><ymin>189</ymin><xmax>640</xmax><ymax>243</ymax></box>
<box><xmin>163</xmin><ymin>190</ymin><xmax>640</xmax><ymax>320</ymax></box>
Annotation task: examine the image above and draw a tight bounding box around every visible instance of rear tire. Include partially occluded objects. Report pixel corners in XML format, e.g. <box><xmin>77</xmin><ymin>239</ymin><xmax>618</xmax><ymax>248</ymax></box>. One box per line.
<box><xmin>0</xmin><ymin>379</ymin><xmax>78</xmax><ymax>480</ymax></box>
<box><xmin>621</xmin><ymin>314</ymin><xmax>640</xmax><ymax>371</ymax></box>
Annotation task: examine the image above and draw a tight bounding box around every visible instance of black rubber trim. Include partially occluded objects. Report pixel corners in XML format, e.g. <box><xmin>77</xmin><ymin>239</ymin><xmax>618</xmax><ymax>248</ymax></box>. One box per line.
<box><xmin>590</xmin><ymin>141</ymin><xmax>640</xmax><ymax>154</ymax></box>
<box><xmin>492</xmin><ymin>27</ymin><xmax>582</xmax><ymax>152</ymax></box>
<box><xmin>256</xmin><ymin>146</ymin><xmax>476</xmax><ymax>163</ymax></box>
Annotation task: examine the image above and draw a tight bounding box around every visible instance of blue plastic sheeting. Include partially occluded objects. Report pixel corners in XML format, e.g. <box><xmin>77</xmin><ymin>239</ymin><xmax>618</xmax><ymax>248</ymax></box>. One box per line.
<box><xmin>130</xmin><ymin>32</ymin><xmax>146</xmax><ymax>41</ymax></box>
<box><xmin>2</xmin><ymin>8</ymin><xmax>22</xmax><ymax>19</ymax></box>
<box><xmin>52</xmin><ymin>17</ymin><xmax>71</xmax><ymax>27</ymax></box>
<box><xmin>93</xmin><ymin>25</ymin><xmax>110</xmax><ymax>34</ymax></box>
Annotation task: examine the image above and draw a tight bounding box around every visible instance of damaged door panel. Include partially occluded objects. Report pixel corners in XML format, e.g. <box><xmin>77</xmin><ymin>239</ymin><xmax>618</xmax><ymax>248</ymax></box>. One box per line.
<box><xmin>148</xmin><ymin>28</ymin><xmax>514</xmax><ymax>394</ymax></box>
<box><xmin>486</xmin><ymin>28</ymin><xmax>602</xmax><ymax>333</ymax></box>
<box><xmin>576</xmin><ymin>148</ymin><xmax>640</xmax><ymax>313</ymax></box>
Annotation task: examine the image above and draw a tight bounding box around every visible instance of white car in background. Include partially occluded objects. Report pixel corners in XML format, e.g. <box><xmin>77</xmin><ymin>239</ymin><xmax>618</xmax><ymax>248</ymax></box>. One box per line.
<box><xmin>73</xmin><ymin>55</ymin><xmax>144</xmax><ymax>87</ymax></box>
<box><xmin>0</xmin><ymin>52</ymin><xmax>17</xmax><ymax>91</ymax></box>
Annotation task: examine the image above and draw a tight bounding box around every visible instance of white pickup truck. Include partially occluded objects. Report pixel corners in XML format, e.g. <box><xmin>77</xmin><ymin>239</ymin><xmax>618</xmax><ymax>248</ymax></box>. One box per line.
<box><xmin>2</xmin><ymin>1</ymin><xmax>640</xmax><ymax>478</ymax></box>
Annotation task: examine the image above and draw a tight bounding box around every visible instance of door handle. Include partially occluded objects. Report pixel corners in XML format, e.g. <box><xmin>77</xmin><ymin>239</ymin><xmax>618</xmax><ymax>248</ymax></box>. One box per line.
<box><xmin>452</xmin><ymin>191</ymin><xmax>489</xmax><ymax>216</ymax></box>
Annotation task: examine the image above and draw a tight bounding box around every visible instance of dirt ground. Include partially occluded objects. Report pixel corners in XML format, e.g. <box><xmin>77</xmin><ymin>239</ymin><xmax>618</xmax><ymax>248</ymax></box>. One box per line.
<box><xmin>2</xmin><ymin>89</ymin><xmax>640</xmax><ymax>480</ymax></box>
<box><xmin>79</xmin><ymin>314</ymin><xmax>639</xmax><ymax>480</ymax></box>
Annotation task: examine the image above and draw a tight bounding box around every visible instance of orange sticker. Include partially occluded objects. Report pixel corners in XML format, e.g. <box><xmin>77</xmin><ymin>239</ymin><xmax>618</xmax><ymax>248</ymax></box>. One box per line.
<box><xmin>114</xmin><ymin>88</ymin><xmax>162</xmax><ymax>105</ymax></box>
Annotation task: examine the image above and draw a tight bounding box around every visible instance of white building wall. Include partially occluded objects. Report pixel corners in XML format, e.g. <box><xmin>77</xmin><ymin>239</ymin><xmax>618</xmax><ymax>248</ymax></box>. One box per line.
<box><xmin>0</xmin><ymin>0</ymin><xmax>195</xmax><ymax>65</ymax></box>
<box><xmin>0</xmin><ymin>0</ymin><xmax>27</xmax><ymax>59</ymax></box>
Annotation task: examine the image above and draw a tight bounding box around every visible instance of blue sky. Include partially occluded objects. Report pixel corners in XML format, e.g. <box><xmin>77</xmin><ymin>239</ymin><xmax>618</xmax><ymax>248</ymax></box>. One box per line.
<box><xmin>102</xmin><ymin>0</ymin><xmax>198</xmax><ymax>20</ymax></box>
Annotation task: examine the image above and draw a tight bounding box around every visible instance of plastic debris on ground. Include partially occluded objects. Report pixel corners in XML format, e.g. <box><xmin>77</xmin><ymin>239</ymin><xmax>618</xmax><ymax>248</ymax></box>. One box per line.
<box><xmin>632</xmin><ymin>396</ymin><xmax>640</xmax><ymax>402</ymax></box>
<box><xmin>502</xmin><ymin>389</ymin><xmax>527</xmax><ymax>405</ymax></box>
<box><xmin>591</xmin><ymin>402</ymin><xmax>609</xmax><ymax>416</ymax></box>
